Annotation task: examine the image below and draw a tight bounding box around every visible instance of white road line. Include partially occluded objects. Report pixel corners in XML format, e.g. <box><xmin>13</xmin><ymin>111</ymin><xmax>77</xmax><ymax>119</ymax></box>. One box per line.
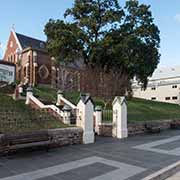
<box><xmin>133</xmin><ymin>135</ymin><xmax>180</xmax><ymax>156</ymax></box>
<box><xmin>0</xmin><ymin>156</ymin><xmax>146</xmax><ymax>180</ymax></box>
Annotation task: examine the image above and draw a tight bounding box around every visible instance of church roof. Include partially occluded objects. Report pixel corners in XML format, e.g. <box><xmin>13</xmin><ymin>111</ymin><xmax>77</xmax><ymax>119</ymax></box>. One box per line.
<box><xmin>149</xmin><ymin>66</ymin><xmax>180</xmax><ymax>81</ymax></box>
<box><xmin>15</xmin><ymin>32</ymin><xmax>46</xmax><ymax>50</ymax></box>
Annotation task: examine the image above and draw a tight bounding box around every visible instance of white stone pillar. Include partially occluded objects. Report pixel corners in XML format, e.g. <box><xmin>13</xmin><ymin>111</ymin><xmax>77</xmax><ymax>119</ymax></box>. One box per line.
<box><xmin>56</xmin><ymin>90</ymin><xmax>63</xmax><ymax>106</ymax></box>
<box><xmin>77</xmin><ymin>94</ymin><xmax>95</xmax><ymax>144</ymax></box>
<box><xmin>25</xmin><ymin>87</ymin><xmax>33</xmax><ymax>105</ymax></box>
<box><xmin>112</xmin><ymin>96</ymin><xmax>128</xmax><ymax>139</ymax></box>
<box><xmin>18</xmin><ymin>86</ymin><xmax>23</xmax><ymax>94</ymax></box>
<box><xmin>94</xmin><ymin>106</ymin><xmax>102</xmax><ymax>135</ymax></box>
<box><xmin>62</xmin><ymin>105</ymin><xmax>72</xmax><ymax>124</ymax></box>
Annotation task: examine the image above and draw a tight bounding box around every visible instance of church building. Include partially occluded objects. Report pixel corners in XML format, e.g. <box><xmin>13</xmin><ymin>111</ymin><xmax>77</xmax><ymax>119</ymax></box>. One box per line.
<box><xmin>3</xmin><ymin>30</ymin><xmax>128</xmax><ymax>98</ymax></box>
<box><xmin>3</xmin><ymin>30</ymin><xmax>51</xmax><ymax>86</ymax></box>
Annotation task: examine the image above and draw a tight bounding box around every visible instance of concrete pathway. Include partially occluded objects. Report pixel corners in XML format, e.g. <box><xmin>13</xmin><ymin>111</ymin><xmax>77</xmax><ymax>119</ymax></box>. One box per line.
<box><xmin>166</xmin><ymin>171</ymin><xmax>180</xmax><ymax>180</ymax></box>
<box><xmin>1</xmin><ymin>130</ymin><xmax>180</xmax><ymax>180</ymax></box>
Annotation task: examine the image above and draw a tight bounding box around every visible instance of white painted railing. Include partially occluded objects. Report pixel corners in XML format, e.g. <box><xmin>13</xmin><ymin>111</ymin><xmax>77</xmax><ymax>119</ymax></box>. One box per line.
<box><xmin>59</xmin><ymin>96</ymin><xmax>77</xmax><ymax>109</ymax></box>
<box><xmin>28</xmin><ymin>95</ymin><xmax>63</xmax><ymax>117</ymax></box>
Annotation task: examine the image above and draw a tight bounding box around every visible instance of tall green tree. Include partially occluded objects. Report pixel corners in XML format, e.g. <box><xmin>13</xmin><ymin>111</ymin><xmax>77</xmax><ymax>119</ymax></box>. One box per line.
<box><xmin>44</xmin><ymin>0</ymin><xmax>160</xmax><ymax>89</ymax></box>
<box><xmin>99</xmin><ymin>0</ymin><xmax>160</xmax><ymax>88</ymax></box>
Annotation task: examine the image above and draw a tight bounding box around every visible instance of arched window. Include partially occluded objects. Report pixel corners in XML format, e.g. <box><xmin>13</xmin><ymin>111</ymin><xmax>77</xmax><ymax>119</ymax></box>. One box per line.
<box><xmin>11</xmin><ymin>55</ymin><xmax>13</xmax><ymax>62</ymax></box>
<box><xmin>24</xmin><ymin>67</ymin><xmax>26</xmax><ymax>77</ymax></box>
<box><xmin>14</xmin><ymin>54</ymin><xmax>16</xmax><ymax>63</ymax></box>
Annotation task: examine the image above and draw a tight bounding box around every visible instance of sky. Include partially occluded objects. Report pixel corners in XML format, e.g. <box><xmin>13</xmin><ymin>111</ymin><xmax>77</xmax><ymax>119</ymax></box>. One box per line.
<box><xmin>0</xmin><ymin>0</ymin><xmax>180</xmax><ymax>68</ymax></box>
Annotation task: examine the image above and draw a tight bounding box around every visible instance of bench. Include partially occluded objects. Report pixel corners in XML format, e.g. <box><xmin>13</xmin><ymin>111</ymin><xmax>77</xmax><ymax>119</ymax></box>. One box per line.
<box><xmin>144</xmin><ymin>123</ymin><xmax>161</xmax><ymax>133</ymax></box>
<box><xmin>2</xmin><ymin>131</ymin><xmax>53</xmax><ymax>154</ymax></box>
<box><xmin>170</xmin><ymin>120</ymin><xmax>180</xmax><ymax>129</ymax></box>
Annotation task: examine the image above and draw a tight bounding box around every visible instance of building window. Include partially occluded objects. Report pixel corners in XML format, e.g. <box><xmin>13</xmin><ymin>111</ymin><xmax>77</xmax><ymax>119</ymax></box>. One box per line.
<box><xmin>14</xmin><ymin>54</ymin><xmax>16</xmax><ymax>63</ymax></box>
<box><xmin>151</xmin><ymin>97</ymin><xmax>156</xmax><ymax>100</ymax></box>
<box><xmin>172</xmin><ymin>96</ymin><xmax>178</xmax><ymax>100</ymax></box>
<box><xmin>11</xmin><ymin>55</ymin><xmax>13</xmax><ymax>62</ymax></box>
<box><xmin>172</xmin><ymin>85</ymin><xmax>177</xmax><ymax>89</ymax></box>
<box><xmin>24</xmin><ymin>67</ymin><xmax>26</xmax><ymax>77</ymax></box>
<box><xmin>38</xmin><ymin>65</ymin><xmax>49</xmax><ymax>80</ymax></box>
<box><xmin>151</xmin><ymin>87</ymin><xmax>156</xmax><ymax>90</ymax></box>
<box><xmin>165</xmin><ymin>97</ymin><xmax>171</xmax><ymax>100</ymax></box>
<box><xmin>10</xmin><ymin>41</ymin><xmax>13</xmax><ymax>48</ymax></box>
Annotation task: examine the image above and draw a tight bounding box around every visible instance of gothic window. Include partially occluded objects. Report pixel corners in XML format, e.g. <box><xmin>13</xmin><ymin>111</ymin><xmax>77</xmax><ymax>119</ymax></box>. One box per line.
<box><xmin>11</xmin><ymin>55</ymin><xmax>13</xmax><ymax>63</ymax></box>
<box><xmin>38</xmin><ymin>65</ymin><xmax>49</xmax><ymax>80</ymax></box>
<box><xmin>24</xmin><ymin>67</ymin><xmax>26</xmax><ymax>77</ymax></box>
<box><xmin>14</xmin><ymin>54</ymin><xmax>16</xmax><ymax>63</ymax></box>
<box><xmin>10</xmin><ymin>41</ymin><xmax>13</xmax><ymax>48</ymax></box>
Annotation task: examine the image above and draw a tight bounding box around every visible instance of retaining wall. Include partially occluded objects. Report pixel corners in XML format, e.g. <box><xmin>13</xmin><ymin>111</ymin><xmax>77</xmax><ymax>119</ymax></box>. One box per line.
<box><xmin>99</xmin><ymin>120</ymin><xmax>177</xmax><ymax>137</ymax></box>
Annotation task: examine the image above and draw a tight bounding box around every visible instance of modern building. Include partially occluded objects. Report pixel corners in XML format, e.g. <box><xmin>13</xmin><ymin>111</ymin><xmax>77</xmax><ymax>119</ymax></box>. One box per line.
<box><xmin>3</xmin><ymin>30</ymin><xmax>51</xmax><ymax>86</ymax></box>
<box><xmin>132</xmin><ymin>66</ymin><xmax>180</xmax><ymax>104</ymax></box>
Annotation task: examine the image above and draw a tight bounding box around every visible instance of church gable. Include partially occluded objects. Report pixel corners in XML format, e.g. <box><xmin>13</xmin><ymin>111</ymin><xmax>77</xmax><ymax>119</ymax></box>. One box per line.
<box><xmin>3</xmin><ymin>31</ymin><xmax>22</xmax><ymax>62</ymax></box>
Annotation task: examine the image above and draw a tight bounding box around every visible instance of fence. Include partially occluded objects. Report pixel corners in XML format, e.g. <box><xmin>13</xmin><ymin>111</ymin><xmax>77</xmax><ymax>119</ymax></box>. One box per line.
<box><xmin>102</xmin><ymin>108</ymin><xmax>113</xmax><ymax>122</ymax></box>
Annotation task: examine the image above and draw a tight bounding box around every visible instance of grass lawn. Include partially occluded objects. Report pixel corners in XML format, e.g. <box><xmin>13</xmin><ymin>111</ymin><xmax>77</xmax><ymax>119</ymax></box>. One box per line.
<box><xmin>34</xmin><ymin>86</ymin><xmax>57</xmax><ymax>103</ymax></box>
<box><xmin>34</xmin><ymin>86</ymin><xmax>107</xmax><ymax>106</ymax></box>
<box><xmin>33</xmin><ymin>86</ymin><xmax>180</xmax><ymax>122</ymax></box>
<box><xmin>0</xmin><ymin>93</ymin><xmax>68</xmax><ymax>134</ymax></box>
<box><xmin>128</xmin><ymin>98</ymin><xmax>180</xmax><ymax>122</ymax></box>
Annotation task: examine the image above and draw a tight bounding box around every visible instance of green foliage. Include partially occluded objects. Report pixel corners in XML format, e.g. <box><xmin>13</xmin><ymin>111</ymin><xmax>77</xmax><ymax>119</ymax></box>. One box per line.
<box><xmin>44</xmin><ymin>0</ymin><xmax>160</xmax><ymax>89</ymax></box>
<box><xmin>34</xmin><ymin>86</ymin><xmax>57</xmax><ymax>103</ymax></box>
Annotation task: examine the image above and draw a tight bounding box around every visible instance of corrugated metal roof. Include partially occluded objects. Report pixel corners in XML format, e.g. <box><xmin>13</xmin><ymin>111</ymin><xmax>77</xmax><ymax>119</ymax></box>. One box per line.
<box><xmin>149</xmin><ymin>66</ymin><xmax>180</xmax><ymax>80</ymax></box>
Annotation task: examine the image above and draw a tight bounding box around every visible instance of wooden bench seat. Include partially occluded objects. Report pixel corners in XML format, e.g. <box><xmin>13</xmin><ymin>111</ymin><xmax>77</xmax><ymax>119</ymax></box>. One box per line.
<box><xmin>170</xmin><ymin>121</ymin><xmax>180</xmax><ymax>129</ymax></box>
<box><xmin>3</xmin><ymin>131</ymin><xmax>53</xmax><ymax>154</ymax></box>
<box><xmin>144</xmin><ymin>123</ymin><xmax>161</xmax><ymax>133</ymax></box>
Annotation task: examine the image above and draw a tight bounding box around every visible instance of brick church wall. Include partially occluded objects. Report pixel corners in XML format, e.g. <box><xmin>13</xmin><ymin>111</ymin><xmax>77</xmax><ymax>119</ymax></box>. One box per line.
<box><xmin>36</xmin><ymin>51</ymin><xmax>52</xmax><ymax>85</ymax></box>
<box><xmin>52</xmin><ymin>65</ymin><xmax>129</xmax><ymax>98</ymax></box>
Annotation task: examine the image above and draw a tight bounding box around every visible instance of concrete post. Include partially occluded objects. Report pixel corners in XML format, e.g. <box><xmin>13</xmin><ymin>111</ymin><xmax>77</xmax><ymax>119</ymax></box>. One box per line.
<box><xmin>18</xmin><ymin>86</ymin><xmax>23</xmax><ymax>94</ymax></box>
<box><xmin>25</xmin><ymin>87</ymin><xmax>33</xmax><ymax>105</ymax></box>
<box><xmin>13</xmin><ymin>86</ymin><xmax>20</xmax><ymax>100</ymax></box>
<box><xmin>56</xmin><ymin>90</ymin><xmax>63</xmax><ymax>106</ymax></box>
<box><xmin>94</xmin><ymin>106</ymin><xmax>102</xmax><ymax>135</ymax></box>
<box><xmin>62</xmin><ymin>105</ymin><xmax>72</xmax><ymax>125</ymax></box>
<box><xmin>112</xmin><ymin>96</ymin><xmax>128</xmax><ymax>139</ymax></box>
<box><xmin>77</xmin><ymin>94</ymin><xmax>95</xmax><ymax>144</ymax></box>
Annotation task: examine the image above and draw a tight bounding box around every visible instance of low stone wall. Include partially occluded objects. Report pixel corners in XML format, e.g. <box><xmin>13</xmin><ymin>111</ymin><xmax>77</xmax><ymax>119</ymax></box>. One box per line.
<box><xmin>98</xmin><ymin>120</ymin><xmax>177</xmax><ymax>137</ymax></box>
<box><xmin>48</xmin><ymin>127</ymin><xmax>83</xmax><ymax>147</ymax></box>
<box><xmin>0</xmin><ymin>127</ymin><xmax>83</xmax><ymax>153</ymax></box>
<box><xmin>98</xmin><ymin>123</ymin><xmax>113</xmax><ymax>137</ymax></box>
<box><xmin>128</xmin><ymin>120</ymin><xmax>173</xmax><ymax>136</ymax></box>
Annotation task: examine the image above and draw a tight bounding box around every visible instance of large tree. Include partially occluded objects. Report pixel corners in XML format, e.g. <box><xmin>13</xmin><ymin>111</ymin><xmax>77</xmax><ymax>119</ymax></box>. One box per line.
<box><xmin>44</xmin><ymin>0</ymin><xmax>160</xmax><ymax>89</ymax></box>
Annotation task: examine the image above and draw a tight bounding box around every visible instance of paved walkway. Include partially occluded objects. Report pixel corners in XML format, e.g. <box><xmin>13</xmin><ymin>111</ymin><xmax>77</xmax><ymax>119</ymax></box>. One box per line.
<box><xmin>1</xmin><ymin>130</ymin><xmax>180</xmax><ymax>180</ymax></box>
<box><xmin>166</xmin><ymin>171</ymin><xmax>180</xmax><ymax>180</ymax></box>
